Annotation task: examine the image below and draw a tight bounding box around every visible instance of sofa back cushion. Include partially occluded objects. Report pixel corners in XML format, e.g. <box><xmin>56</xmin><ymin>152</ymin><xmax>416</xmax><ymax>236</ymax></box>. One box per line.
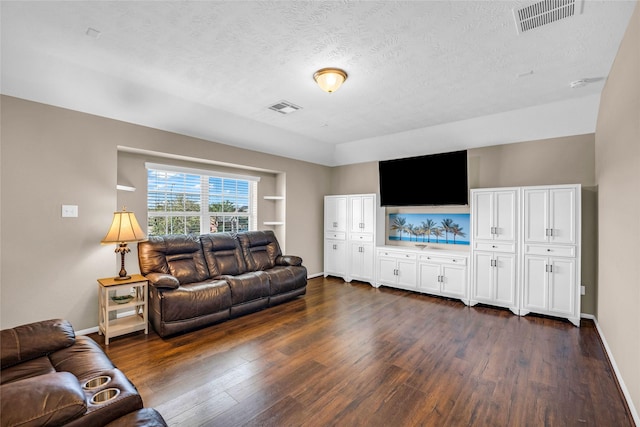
<box><xmin>1</xmin><ymin>319</ymin><xmax>75</xmax><ymax>369</ymax></box>
<box><xmin>138</xmin><ymin>234</ymin><xmax>210</xmax><ymax>285</ymax></box>
<box><xmin>237</xmin><ymin>230</ymin><xmax>283</xmax><ymax>271</ymax></box>
<box><xmin>201</xmin><ymin>233</ymin><xmax>247</xmax><ymax>276</ymax></box>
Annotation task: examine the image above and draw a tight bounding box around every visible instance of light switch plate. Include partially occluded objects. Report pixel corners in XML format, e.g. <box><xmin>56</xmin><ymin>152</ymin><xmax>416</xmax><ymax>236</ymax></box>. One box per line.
<box><xmin>62</xmin><ymin>205</ymin><xmax>78</xmax><ymax>218</ymax></box>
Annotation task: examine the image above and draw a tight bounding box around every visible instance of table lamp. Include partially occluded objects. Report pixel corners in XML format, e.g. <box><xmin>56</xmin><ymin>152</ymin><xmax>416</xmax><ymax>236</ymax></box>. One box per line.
<box><xmin>101</xmin><ymin>207</ymin><xmax>146</xmax><ymax>280</ymax></box>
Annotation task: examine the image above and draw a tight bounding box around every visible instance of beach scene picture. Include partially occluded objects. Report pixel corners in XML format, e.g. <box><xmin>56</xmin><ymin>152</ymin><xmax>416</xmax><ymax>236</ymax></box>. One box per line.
<box><xmin>388</xmin><ymin>213</ymin><xmax>470</xmax><ymax>245</ymax></box>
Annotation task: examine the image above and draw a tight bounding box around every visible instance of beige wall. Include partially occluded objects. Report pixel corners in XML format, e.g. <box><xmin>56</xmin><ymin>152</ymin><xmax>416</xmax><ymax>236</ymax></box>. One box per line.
<box><xmin>331</xmin><ymin>134</ymin><xmax>597</xmax><ymax>314</ymax></box>
<box><xmin>0</xmin><ymin>96</ymin><xmax>331</xmax><ymax>330</ymax></box>
<box><xmin>595</xmin><ymin>0</ymin><xmax>640</xmax><ymax>416</ymax></box>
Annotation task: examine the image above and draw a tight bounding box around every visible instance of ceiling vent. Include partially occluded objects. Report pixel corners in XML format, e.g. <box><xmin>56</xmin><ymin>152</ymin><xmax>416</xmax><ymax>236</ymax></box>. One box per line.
<box><xmin>513</xmin><ymin>0</ymin><xmax>584</xmax><ymax>34</ymax></box>
<box><xmin>268</xmin><ymin>100</ymin><xmax>302</xmax><ymax>115</ymax></box>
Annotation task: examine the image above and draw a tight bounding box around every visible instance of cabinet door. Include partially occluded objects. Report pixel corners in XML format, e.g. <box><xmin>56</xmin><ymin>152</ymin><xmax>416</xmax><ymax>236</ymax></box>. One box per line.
<box><xmin>523</xmin><ymin>189</ymin><xmax>549</xmax><ymax>243</ymax></box>
<box><xmin>548</xmin><ymin>258</ymin><xmax>575</xmax><ymax>315</ymax></box>
<box><xmin>472</xmin><ymin>191</ymin><xmax>494</xmax><ymax>241</ymax></box>
<box><xmin>549</xmin><ymin>188</ymin><xmax>576</xmax><ymax>245</ymax></box>
<box><xmin>396</xmin><ymin>259</ymin><xmax>417</xmax><ymax>289</ymax></box>
<box><xmin>472</xmin><ymin>252</ymin><xmax>494</xmax><ymax>300</ymax></box>
<box><xmin>418</xmin><ymin>262</ymin><xmax>441</xmax><ymax>293</ymax></box>
<box><xmin>349</xmin><ymin>195</ymin><xmax>375</xmax><ymax>234</ymax></box>
<box><xmin>325</xmin><ymin>196</ymin><xmax>347</xmax><ymax>232</ymax></box>
<box><xmin>441</xmin><ymin>264</ymin><xmax>467</xmax><ymax>298</ymax></box>
<box><xmin>523</xmin><ymin>255</ymin><xmax>548</xmax><ymax>311</ymax></box>
<box><xmin>495</xmin><ymin>190</ymin><xmax>517</xmax><ymax>241</ymax></box>
<box><xmin>349</xmin><ymin>242</ymin><xmax>374</xmax><ymax>282</ymax></box>
<box><xmin>324</xmin><ymin>239</ymin><xmax>346</xmax><ymax>276</ymax></box>
<box><xmin>377</xmin><ymin>257</ymin><xmax>397</xmax><ymax>285</ymax></box>
<box><xmin>494</xmin><ymin>253</ymin><xmax>517</xmax><ymax>306</ymax></box>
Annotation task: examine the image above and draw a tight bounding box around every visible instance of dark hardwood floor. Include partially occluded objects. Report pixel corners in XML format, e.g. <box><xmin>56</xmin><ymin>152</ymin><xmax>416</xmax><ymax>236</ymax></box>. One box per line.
<box><xmin>94</xmin><ymin>277</ymin><xmax>634</xmax><ymax>427</ymax></box>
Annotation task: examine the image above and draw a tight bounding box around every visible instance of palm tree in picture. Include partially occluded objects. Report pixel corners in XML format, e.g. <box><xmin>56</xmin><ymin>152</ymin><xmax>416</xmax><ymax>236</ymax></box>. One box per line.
<box><xmin>420</xmin><ymin>219</ymin><xmax>437</xmax><ymax>243</ymax></box>
<box><xmin>432</xmin><ymin>227</ymin><xmax>444</xmax><ymax>243</ymax></box>
<box><xmin>408</xmin><ymin>224</ymin><xmax>419</xmax><ymax>241</ymax></box>
<box><xmin>450</xmin><ymin>223</ymin><xmax>467</xmax><ymax>245</ymax></box>
<box><xmin>390</xmin><ymin>216</ymin><xmax>407</xmax><ymax>241</ymax></box>
<box><xmin>441</xmin><ymin>218</ymin><xmax>454</xmax><ymax>243</ymax></box>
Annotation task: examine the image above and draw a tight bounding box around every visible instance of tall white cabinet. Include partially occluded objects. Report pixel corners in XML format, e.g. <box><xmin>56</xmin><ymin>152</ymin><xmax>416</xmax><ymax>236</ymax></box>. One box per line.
<box><xmin>470</xmin><ymin>188</ymin><xmax>519</xmax><ymax>314</ymax></box>
<box><xmin>470</xmin><ymin>184</ymin><xmax>581</xmax><ymax>326</ymax></box>
<box><xmin>324</xmin><ymin>194</ymin><xmax>382</xmax><ymax>285</ymax></box>
<box><xmin>521</xmin><ymin>185</ymin><xmax>581</xmax><ymax>326</ymax></box>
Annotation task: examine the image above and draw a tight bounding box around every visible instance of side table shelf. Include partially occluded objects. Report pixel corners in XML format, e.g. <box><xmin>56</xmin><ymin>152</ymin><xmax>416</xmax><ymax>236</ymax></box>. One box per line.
<box><xmin>97</xmin><ymin>274</ymin><xmax>148</xmax><ymax>345</ymax></box>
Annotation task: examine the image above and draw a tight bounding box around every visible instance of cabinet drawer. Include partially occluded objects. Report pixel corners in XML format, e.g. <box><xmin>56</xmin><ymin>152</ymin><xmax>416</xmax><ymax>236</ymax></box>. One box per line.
<box><xmin>524</xmin><ymin>244</ymin><xmax>575</xmax><ymax>257</ymax></box>
<box><xmin>377</xmin><ymin>250</ymin><xmax>417</xmax><ymax>260</ymax></box>
<box><xmin>325</xmin><ymin>232</ymin><xmax>346</xmax><ymax>240</ymax></box>
<box><xmin>474</xmin><ymin>242</ymin><xmax>515</xmax><ymax>252</ymax></box>
<box><xmin>419</xmin><ymin>255</ymin><xmax>467</xmax><ymax>266</ymax></box>
<box><xmin>350</xmin><ymin>233</ymin><xmax>373</xmax><ymax>242</ymax></box>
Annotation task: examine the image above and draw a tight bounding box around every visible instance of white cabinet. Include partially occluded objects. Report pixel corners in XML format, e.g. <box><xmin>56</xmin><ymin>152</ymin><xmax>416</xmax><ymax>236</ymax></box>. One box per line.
<box><xmin>376</xmin><ymin>249</ymin><xmax>417</xmax><ymax>290</ymax></box>
<box><xmin>470</xmin><ymin>188</ymin><xmax>519</xmax><ymax>313</ymax></box>
<box><xmin>324</xmin><ymin>194</ymin><xmax>381</xmax><ymax>285</ymax></box>
<box><xmin>324</xmin><ymin>237</ymin><xmax>347</xmax><ymax>279</ymax></box>
<box><xmin>522</xmin><ymin>255</ymin><xmax>577</xmax><ymax>324</ymax></box>
<box><xmin>521</xmin><ymin>184</ymin><xmax>580</xmax><ymax>326</ymax></box>
<box><xmin>472</xmin><ymin>189</ymin><xmax>517</xmax><ymax>242</ymax></box>
<box><xmin>349</xmin><ymin>195</ymin><xmax>375</xmax><ymax>234</ymax></box>
<box><xmin>349</xmin><ymin>241</ymin><xmax>375</xmax><ymax>283</ymax></box>
<box><xmin>470</xmin><ymin>184</ymin><xmax>580</xmax><ymax>325</ymax></box>
<box><xmin>418</xmin><ymin>254</ymin><xmax>469</xmax><ymax>303</ymax></box>
<box><xmin>523</xmin><ymin>186</ymin><xmax>577</xmax><ymax>245</ymax></box>
<box><xmin>471</xmin><ymin>251</ymin><xmax>518</xmax><ymax>313</ymax></box>
<box><xmin>375</xmin><ymin>248</ymin><xmax>470</xmax><ymax>304</ymax></box>
<box><xmin>325</xmin><ymin>196</ymin><xmax>347</xmax><ymax>233</ymax></box>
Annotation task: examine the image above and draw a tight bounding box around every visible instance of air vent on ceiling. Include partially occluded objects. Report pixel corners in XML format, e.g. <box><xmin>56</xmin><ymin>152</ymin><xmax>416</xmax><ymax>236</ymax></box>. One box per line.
<box><xmin>268</xmin><ymin>100</ymin><xmax>302</xmax><ymax>115</ymax></box>
<box><xmin>513</xmin><ymin>0</ymin><xmax>583</xmax><ymax>34</ymax></box>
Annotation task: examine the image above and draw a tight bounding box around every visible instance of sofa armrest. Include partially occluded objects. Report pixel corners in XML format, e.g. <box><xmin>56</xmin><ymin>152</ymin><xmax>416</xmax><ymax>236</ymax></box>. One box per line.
<box><xmin>145</xmin><ymin>272</ymin><xmax>180</xmax><ymax>289</ymax></box>
<box><xmin>275</xmin><ymin>255</ymin><xmax>303</xmax><ymax>267</ymax></box>
<box><xmin>1</xmin><ymin>319</ymin><xmax>75</xmax><ymax>369</ymax></box>
<box><xmin>0</xmin><ymin>372</ymin><xmax>86</xmax><ymax>427</ymax></box>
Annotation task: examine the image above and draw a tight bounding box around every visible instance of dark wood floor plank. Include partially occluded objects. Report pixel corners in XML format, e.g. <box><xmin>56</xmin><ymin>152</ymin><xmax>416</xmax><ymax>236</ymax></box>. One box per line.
<box><xmin>94</xmin><ymin>277</ymin><xmax>634</xmax><ymax>427</ymax></box>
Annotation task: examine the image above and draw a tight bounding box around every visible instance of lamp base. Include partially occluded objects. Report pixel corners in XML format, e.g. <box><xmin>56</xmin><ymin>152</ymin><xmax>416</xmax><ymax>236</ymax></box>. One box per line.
<box><xmin>114</xmin><ymin>275</ymin><xmax>132</xmax><ymax>281</ymax></box>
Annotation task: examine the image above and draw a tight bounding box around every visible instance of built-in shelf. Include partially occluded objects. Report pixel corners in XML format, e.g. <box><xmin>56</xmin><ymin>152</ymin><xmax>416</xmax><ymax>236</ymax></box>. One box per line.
<box><xmin>263</xmin><ymin>196</ymin><xmax>285</xmax><ymax>200</ymax></box>
<box><xmin>263</xmin><ymin>221</ymin><xmax>285</xmax><ymax>226</ymax></box>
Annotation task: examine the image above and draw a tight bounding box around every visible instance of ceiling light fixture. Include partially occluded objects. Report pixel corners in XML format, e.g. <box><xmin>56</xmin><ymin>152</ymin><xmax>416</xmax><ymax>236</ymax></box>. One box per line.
<box><xmin>313</xmin><ymin>68</ymin><xmax>348</xmax><ymax>93</ymax></box>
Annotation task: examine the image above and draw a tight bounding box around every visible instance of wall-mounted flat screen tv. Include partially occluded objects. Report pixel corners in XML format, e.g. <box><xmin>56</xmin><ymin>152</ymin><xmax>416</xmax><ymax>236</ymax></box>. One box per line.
<box><xmin>378</xmin><ymin>150</ymin><xmax>468</xmax><ymax>206</ymax></box>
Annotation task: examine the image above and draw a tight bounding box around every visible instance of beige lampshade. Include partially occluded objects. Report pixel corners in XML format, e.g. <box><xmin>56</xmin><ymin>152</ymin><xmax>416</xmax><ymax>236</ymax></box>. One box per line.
<box><xmin>313</xmin><ymin>68</ymin><xmax>348</xmax><ymax>93</ymax></box>
<box><xmin>101</xmin><ymin>209</ymin><xmax>146</xmax><ymax>244</ymax></box>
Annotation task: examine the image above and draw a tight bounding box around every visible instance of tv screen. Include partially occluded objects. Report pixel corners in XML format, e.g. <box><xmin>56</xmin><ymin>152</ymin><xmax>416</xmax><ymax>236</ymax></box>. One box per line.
<box><xmin>378</xmin><ymin>150</ymin><xmax>468</xmax><ymax>206</ymax></box>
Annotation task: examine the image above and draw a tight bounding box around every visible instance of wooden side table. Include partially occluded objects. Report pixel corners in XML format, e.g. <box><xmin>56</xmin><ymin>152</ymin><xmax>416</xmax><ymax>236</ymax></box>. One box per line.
<box><xmin>97</xmin><ymin>274</ymin><xmax>148</xmax><ymax>344</ymax></box>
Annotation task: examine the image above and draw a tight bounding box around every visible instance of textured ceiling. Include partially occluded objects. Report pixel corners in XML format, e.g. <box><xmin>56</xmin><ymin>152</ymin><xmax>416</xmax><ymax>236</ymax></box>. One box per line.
<box><xmin>1</xmin><ymin>1</ymin><xmax>636</xmax><ymax>166</ymax></box>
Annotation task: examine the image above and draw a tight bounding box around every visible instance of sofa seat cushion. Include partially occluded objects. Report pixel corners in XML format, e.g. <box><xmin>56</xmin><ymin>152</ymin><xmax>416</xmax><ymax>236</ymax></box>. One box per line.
<box><xmin>222</xmin><ymin>271</ymin><xmax>270</xmax><ymax>305</ymax></box>
<box><xmin>0</xmin><ymin>371</ymin><xmax>86</xmax><ymax>427</ymax></box>
<box><xmin>0</xmin><ymin>356</ymin><xmax>55</xmax><ymax>385</ymax></box>
<box><xmin>49</xmin><ymin>336</ymin><xmax>115</xmax><ymax>379</ymax></box>
<box><xmin>264</xmin><ymin>266</ymin><xmax>308</xmax><ymax>295</ymax></box>
<box><xmin>157</xmin><ymin>280</ymin><xmax>231</xmax><ymax>322</ymax></box>
<box><xmin>105</xmin><ymin>408</ymin><xmax>168</xmax><ymax>427</ymax></box>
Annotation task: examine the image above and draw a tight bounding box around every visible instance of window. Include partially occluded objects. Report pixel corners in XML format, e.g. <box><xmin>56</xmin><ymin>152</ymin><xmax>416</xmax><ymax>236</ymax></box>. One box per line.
<box><xmin>146</xmin><ymin>163</ymin><xmax>258</xmax><ymax>236</ymax></box>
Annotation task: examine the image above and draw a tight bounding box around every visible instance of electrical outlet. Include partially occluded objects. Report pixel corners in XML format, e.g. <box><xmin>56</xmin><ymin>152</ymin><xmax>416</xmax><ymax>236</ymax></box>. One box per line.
<box><xmin>581</xmin><ymin>285</ymin><xmax>586</xmax><ymax>295</ymax></box>
<box><xmin>61</xmin><ymin>205</ymin><xmax>78</xmax><ymax>218</ymax></box>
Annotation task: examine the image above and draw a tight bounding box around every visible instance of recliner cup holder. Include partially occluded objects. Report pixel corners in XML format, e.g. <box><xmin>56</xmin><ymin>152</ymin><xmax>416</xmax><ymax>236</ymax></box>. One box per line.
<box><xmin>83</xmin><ymin>375</ymin><xmax>111</xmax><ymax>390</ymax></box>
<box><xmin>90</xmin><ymin>388</ymin><xmax>120</xmax><ymax>404</ymax></box>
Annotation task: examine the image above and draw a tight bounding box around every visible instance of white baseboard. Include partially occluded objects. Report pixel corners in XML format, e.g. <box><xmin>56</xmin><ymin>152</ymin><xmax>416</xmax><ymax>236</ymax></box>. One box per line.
<box><xmin>308</xmin><ymin>272</ymin><xmax>324</xmax><ymax>279</ymax></box>
<box><xmin>76</xmin><ymin>326</ymin><xmax>98</xmax><ymax>336</ymax></box>
<box><xmin>592</xmin><ymin>317</ymin><xmax>640</xmax><ymax>425</ymax></box>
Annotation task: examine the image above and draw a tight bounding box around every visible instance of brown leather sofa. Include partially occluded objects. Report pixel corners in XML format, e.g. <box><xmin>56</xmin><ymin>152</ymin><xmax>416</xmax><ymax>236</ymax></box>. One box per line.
<box><xmin>138</xmin><ymin>230</ymin><xmax>307</xmax><ymax>337</ymax></box>
<box><xmin>0</xmin><ymin>319</ymin><xmax>167</xmax><ymax>427</ymax></box>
